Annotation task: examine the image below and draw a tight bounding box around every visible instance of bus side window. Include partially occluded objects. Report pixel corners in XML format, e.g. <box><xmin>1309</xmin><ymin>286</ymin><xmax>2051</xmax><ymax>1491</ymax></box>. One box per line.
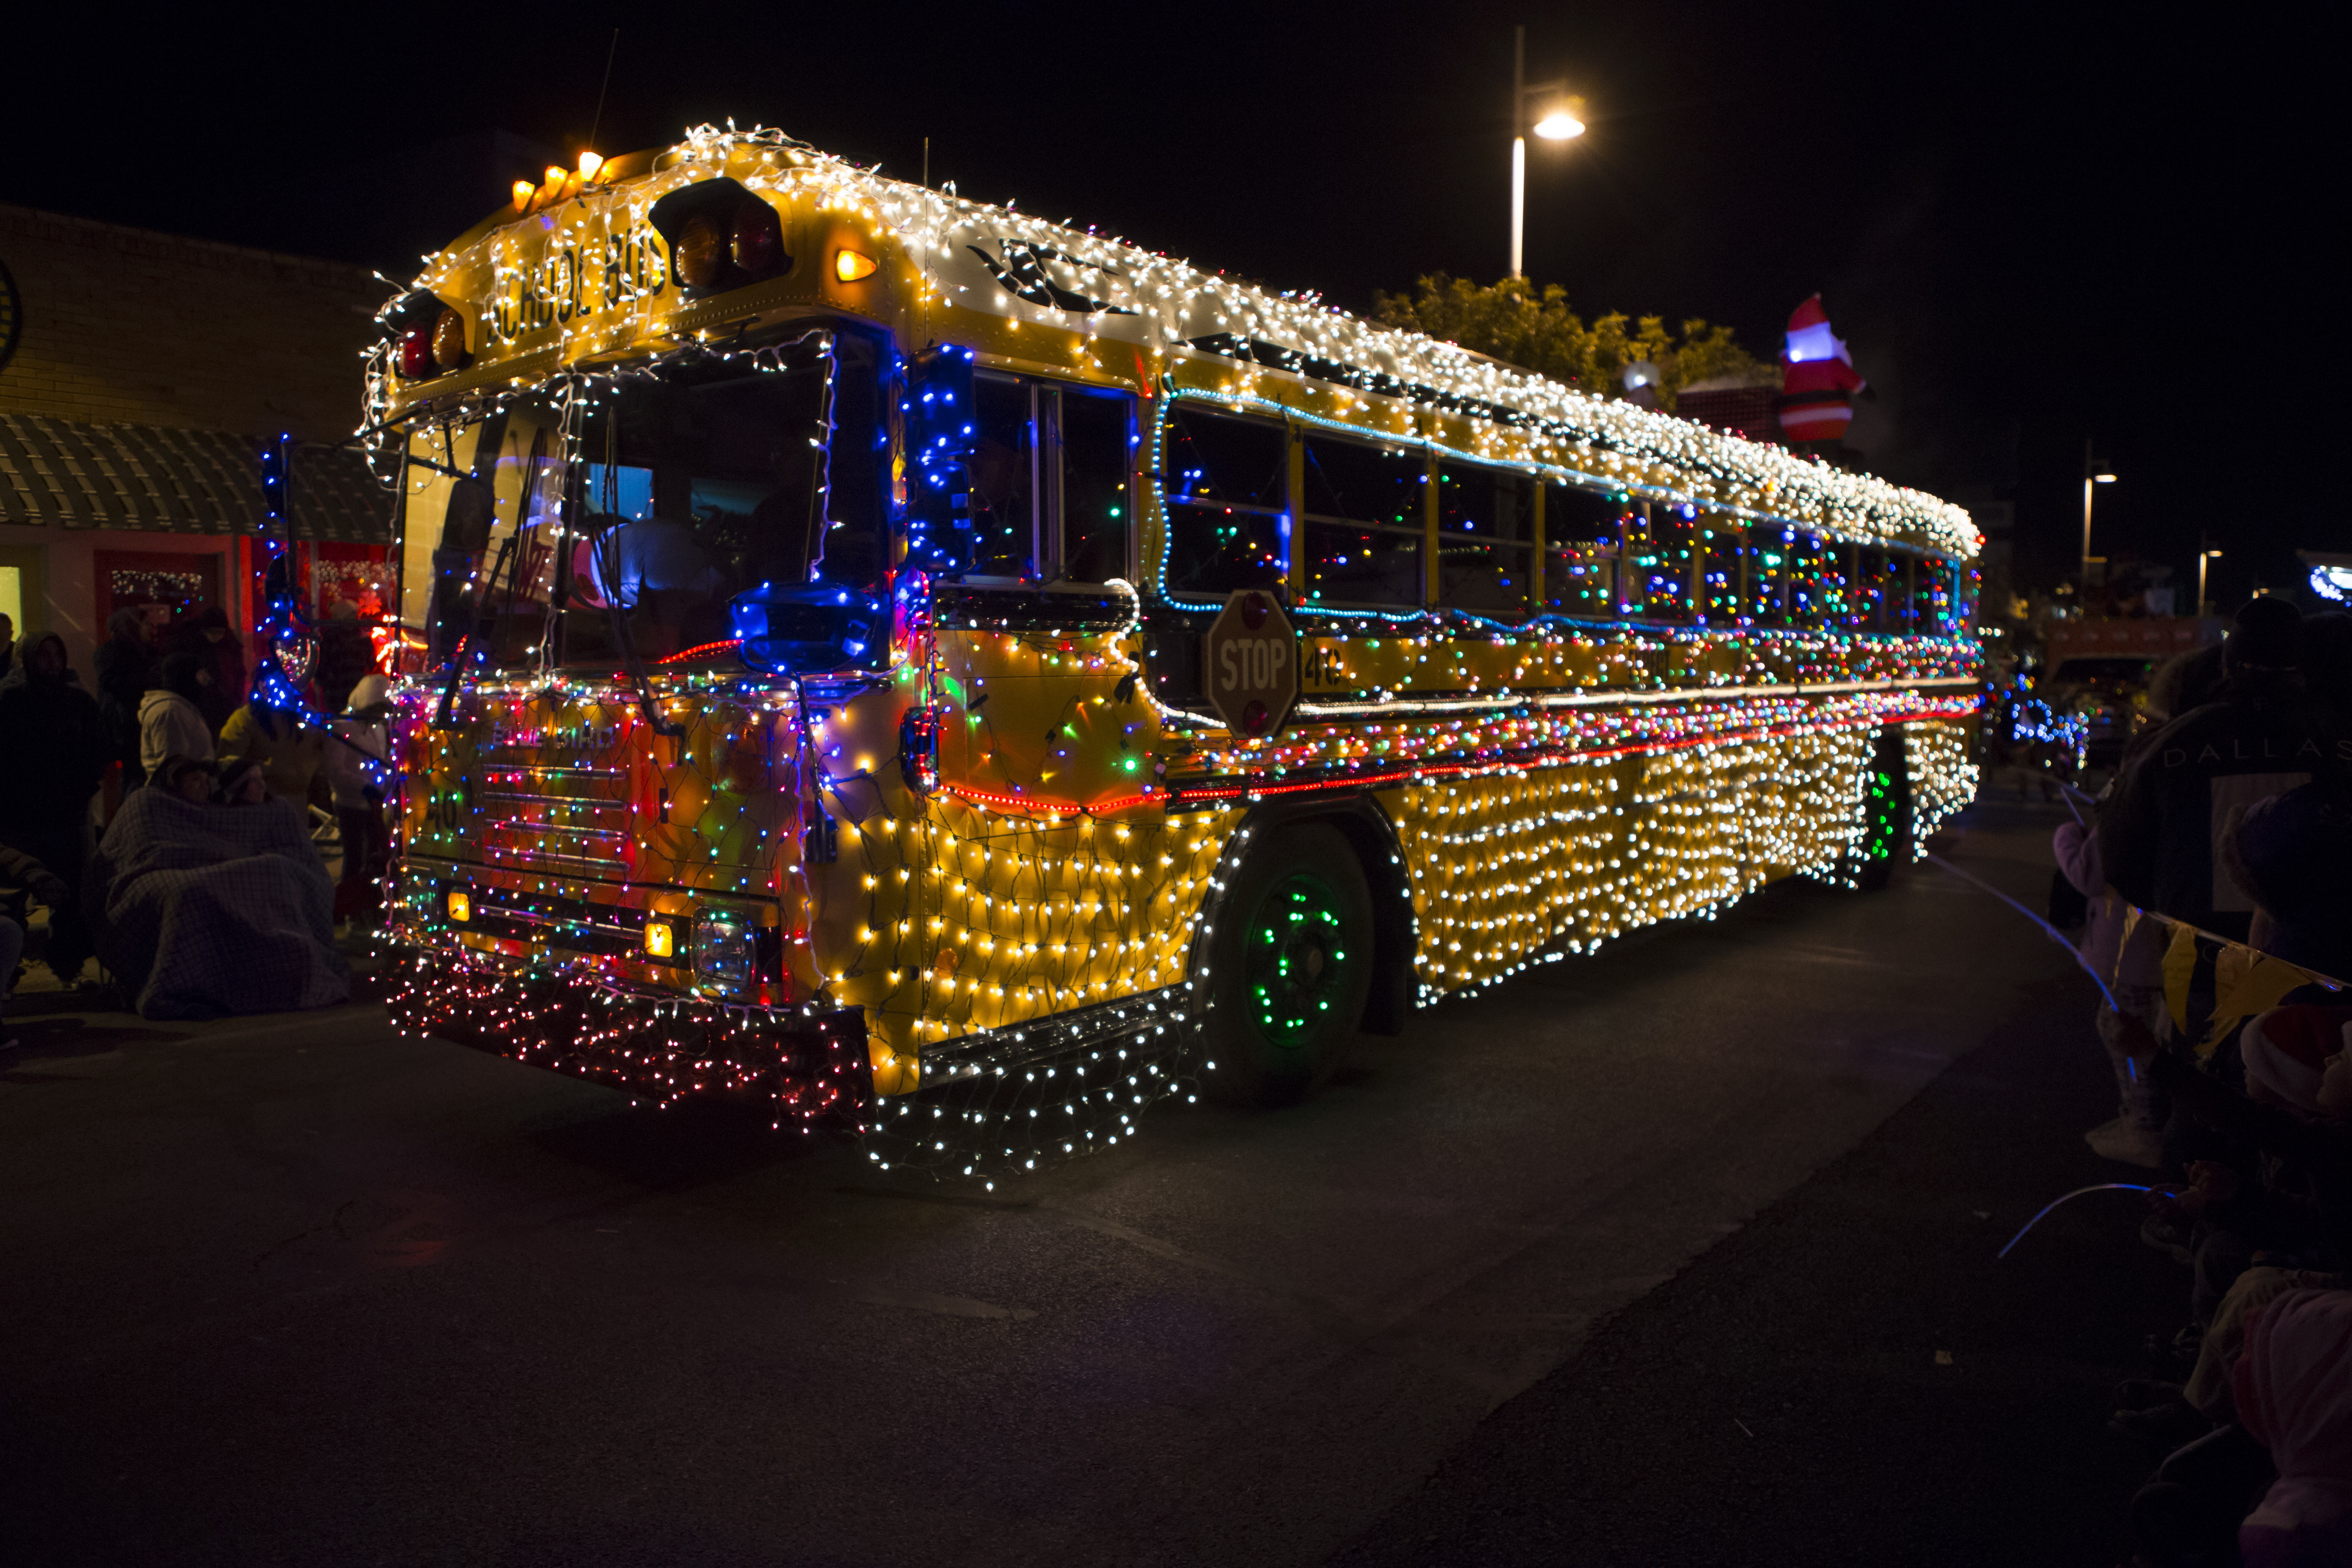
<box><xmin>1787</xmin><ymin>533</ymin><xmax>1843</xmax><ymax>628</ymax></box>
<box><xmin>1539</xmin><ymin>484</ymin><xmax>1623</xmax><ymax>619</ymax></box>
<box><xmin>1859</xmin><ymin>548</ymin><xmax>1907</xmax><ymax>632</ymax></box>
<box><xmin>1161</xmin><ymin>404</ymin><xmax>1289</xmax><ymax>596</ymax></box>
<box><xmin>1300</xmin><ymin>434</ymin><xmax>1425</xmax><ymax>609</ymax></box>
<box><xmin>1626</xmin><ymin>502</ymin><xmax>1697</xmax><ymax>621</ymax></box>
<box><xmin>1058</xmin><ymin>387</ymin><xmax>1133</xmax><ymax>583</ymax></box>
<box><xmin>969</xmin><ymin>373</ymin><xmax>1038</xmax><ymax>577</ymax></box>
<box><xmin>1913</xmin><ymin>554</ymin><xmax>1951</xmax><ymax>633</ymax></box>
<box><xmin>1749</xmin><ymin>528</ymin><xmax>1793</xmax><ymax>625</ymax></box>
<box><xmin>1435</xmin><ymin>461</ymin><xmax>1532</xmax><ymax>613</ymax></box>
<box><xmin>1699</xmin><ymin>519</ymin><xmax>1745</xmax><ymax>625</ymax></box>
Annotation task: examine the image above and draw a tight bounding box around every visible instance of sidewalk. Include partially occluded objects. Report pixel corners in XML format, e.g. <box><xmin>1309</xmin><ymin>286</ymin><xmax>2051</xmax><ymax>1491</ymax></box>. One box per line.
<box><xmin>1335</xmin><ymin>810</ymin><xmax>2187</xmax><ymax>1567</ymax></box>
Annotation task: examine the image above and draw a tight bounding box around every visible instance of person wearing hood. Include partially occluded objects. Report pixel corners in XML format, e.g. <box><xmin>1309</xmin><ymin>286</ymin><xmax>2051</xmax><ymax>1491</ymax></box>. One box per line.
<box><xmin>315</xmin><ymin>600</ymin><xmax>376</xmax><ymax>716</ymax></box>
<box><xmin>166</xmin><ymin>605</ymin><xmax>245</xmax><ymax>733</ymax></box>
<box><xmin>326</xmin><ymin>673</ymin><xmax>394</xmax><ymax>928</ymax></box>
<box><xmin>93</xmin><ymin>606</ymin><xmax>158</xmax><ymax>783</ymax></box>
<box><xmin>138</xmin><ymin>653</ymin><xmax>215</xmax><ymax>781</ymax></box>
<box><xmin>0</xmin><ymin>609</ymin><xmax>14</xmax><ymax>678</ymax></box>
<box><xmin>0</xmin><ymin>634</ymin><xmax>108</xmax><ymax>983</ymax></box>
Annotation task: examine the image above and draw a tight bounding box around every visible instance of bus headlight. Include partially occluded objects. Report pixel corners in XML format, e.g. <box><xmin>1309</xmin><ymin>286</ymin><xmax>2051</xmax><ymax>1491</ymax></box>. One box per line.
<box><xmin>693</xmin><ymin>910</ymin><xmax>756</xmax><ymax>993</ymax></box>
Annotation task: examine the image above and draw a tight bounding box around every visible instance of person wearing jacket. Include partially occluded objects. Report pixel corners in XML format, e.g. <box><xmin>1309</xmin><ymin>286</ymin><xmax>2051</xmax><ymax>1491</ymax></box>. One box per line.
<box><xmin>2234</xmin><ymin>1287</ymin><xmax>2352</xmax><ymax>1566</ymax></box>
<box><xmin>2224</xmin><ymin>781</ymin><xmax>2352</xmax><ymax>979</ymax></box>
<box><xmin>314</xmin><ymin>600</ymin><xmax>376</xmax><ymax>716</ymax></box>
<box><xmin>0</xmin><ymin>839</ymin><xmax>74</xmax><ymax>1050</ymax></box>
<box><xmin>92</xmin><ymin>607</ymin><xmax>157</xmax><ymax>783</ymax></box>
<box><xmin>217</xmin><ymin>690</ymin><xmax>329</xmax><ymax>811</ymax></box>
<box><xmin>166</xmin><ymin>605</ymin><xmax>245</xmax><ymax>734</ymax></box>
<box><xmin>2055</xmin><ymin>817</ymin><xmax>2165</xmax><ymax>1167</ymax></box>
<box><xmin>0</xmin><ymin>634</ymin><xmax>107</xmax><ymax>983</ymax></box>
<box><xmin>137</xmin><ymin>654</ymin><xmax>215</xmax><ymax>781</ymax></box>
<box><xmin>2100</xmin><ymin>598</ymin><xmax>2349</xmax><ymax>943</ymax></box>
<box><xmin>325</xmin><ymin>674</ymin><xmax>393</xmax><ymax>927</ymax></box>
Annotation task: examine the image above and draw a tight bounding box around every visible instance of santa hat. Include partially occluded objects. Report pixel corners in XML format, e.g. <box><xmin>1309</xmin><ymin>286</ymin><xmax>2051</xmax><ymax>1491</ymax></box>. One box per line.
<box><xmin>1784</xmin><ymin>294</ymin><xmax>1854</xmax><ymax>369</ymax></box>
<box><xmin>2239</xmin><ymin>1006</ymin><xmax>2352</xmax><ymax>1111</ymax></box>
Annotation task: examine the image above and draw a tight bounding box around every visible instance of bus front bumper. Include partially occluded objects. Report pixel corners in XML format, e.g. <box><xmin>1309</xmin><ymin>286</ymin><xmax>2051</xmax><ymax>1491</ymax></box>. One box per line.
<box><xmin>386</xmin><ymin>943</ymin><xmax>872</xmax><ymax>1124</ymax></box>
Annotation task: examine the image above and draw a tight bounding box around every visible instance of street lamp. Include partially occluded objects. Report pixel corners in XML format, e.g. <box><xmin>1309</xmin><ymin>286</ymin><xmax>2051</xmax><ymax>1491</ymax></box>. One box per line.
<box><xmin>1510</xmin><ymin>25</ymin><xmax>1584</xmax><ymax>279</ymax></box>
<box><xmin>2079</xmin><ymin>437</ymin><xmax>2117</xmax><ymax>593</ymax></box>
<box><xmin>2198</xmin><ymin>548</ymin><xmax>2223</xmax><ymax>617</ymax></box>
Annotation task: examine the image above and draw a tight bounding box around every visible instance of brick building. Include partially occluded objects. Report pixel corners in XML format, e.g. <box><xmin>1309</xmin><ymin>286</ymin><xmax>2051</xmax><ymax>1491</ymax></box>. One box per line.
<box><xmin>0</xmin><ymin>205</ymin><xmax>392</xmax><ymax>683</ymax></box>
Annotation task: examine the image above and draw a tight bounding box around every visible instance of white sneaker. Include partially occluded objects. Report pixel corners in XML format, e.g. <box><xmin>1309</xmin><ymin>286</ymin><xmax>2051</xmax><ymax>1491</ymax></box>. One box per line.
<box><xmin>2087</xmin><ymin>1119</ymin><xmax>2166</xmax><ymax>1169</ymax></box>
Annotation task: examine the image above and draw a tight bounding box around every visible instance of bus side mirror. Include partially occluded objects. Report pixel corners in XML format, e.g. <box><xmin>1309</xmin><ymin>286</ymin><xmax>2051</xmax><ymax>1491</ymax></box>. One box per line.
<box><xmin>902</xmin><ymin>345</ymin><xmax>977</xmax><ymax>574</ymax></box>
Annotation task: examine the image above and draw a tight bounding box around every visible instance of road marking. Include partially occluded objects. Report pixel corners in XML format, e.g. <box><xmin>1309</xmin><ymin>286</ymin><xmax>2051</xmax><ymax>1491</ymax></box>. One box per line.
<box><xmin>857</xmin><ymin>1289</ymin><xmax>1037</xmax><ymax>1321</ymax></box>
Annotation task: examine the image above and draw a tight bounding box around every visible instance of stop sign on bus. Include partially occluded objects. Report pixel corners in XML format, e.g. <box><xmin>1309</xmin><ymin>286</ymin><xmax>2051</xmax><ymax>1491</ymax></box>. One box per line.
<box><xmin>1203</xmin><ymin>589</ymin><xmax>1297</xmax><ymax>738</ymax></box>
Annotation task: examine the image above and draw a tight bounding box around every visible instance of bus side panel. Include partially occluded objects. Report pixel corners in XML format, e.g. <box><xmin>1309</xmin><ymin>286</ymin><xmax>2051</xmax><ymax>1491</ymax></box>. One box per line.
<box><xmin>1386</xmin><ymin>718</ymin><xmax>1902</xmax><ymax>995</ymax></box>
<box><xmin>829</xmin><ymin>625</ymin><xmax>1234</xmax><ymax>1083</ymax></box>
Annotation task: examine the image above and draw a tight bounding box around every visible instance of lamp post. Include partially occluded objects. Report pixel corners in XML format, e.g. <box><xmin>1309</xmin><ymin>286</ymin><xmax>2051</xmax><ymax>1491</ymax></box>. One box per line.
<box><xmin>2198</xmin><ymin>547</ymin><xmax>2223</xmax><ymax>618</ymax></box>
<box><xmin>1510</xmin><ymin>25</ymin><xmax>1584</xmax><ymax>279</ymax></box>
<box><xmin>2079</xmin><ymin>437</ymin><xmax>2117</xmax><ymax>595</ymax></box>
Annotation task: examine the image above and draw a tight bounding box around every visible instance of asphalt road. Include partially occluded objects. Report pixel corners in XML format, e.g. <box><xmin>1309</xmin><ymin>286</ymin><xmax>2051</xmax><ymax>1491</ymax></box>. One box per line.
<box><xmin>0</xmin><ymin>799</ymin><xmax>2134</xmax><ymax>1565</ymax></box>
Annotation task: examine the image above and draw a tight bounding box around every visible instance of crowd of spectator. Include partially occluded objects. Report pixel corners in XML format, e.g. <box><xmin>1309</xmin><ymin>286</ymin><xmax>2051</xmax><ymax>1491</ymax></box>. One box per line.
<box><xmin>0</xmin><ymin>602</ymin><xmax>389</xmax><ymax>1039</ymax></box>
<box><xmin>2052</xmin><ymin>598</ymin><xmax>2352</xmax><ymax>1567</ymax></box>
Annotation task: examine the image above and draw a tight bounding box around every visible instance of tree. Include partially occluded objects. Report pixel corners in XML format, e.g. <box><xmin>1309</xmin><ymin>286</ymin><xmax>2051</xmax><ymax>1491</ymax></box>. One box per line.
<box><xmin>1370</xmin><ymin>273</ymin><xmax>1770</xmax><ymax>414</ymax></box>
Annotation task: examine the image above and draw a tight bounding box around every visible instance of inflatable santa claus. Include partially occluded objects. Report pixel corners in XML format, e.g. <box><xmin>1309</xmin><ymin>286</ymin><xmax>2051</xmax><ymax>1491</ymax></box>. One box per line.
<box><xmin>1777</xmin><ymin>294</ymin><xmax>1865</xmax><ymax>444</ymax></box>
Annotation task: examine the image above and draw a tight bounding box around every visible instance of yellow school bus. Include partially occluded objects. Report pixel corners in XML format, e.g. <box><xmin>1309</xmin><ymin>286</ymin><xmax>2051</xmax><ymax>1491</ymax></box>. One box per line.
<box><xmin>374</xmin><ymin>124</ymin><xmax>1980</xmax><ymax>1171</ymax></box>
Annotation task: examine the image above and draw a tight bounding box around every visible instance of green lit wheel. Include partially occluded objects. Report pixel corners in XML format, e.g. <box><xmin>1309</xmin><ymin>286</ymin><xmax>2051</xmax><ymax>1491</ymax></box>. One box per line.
<box><xmin>1199</xmin><ymin>823</ymin><xmax>1374</xmax><ymax>1105</ymax></box>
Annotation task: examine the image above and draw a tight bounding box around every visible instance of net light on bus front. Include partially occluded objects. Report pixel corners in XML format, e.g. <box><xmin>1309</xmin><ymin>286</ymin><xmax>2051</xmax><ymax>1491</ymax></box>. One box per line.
<box><xmin>834</xmin><ymin>248</ymin><xmax>878</xmax><ymax>282</ymax></box>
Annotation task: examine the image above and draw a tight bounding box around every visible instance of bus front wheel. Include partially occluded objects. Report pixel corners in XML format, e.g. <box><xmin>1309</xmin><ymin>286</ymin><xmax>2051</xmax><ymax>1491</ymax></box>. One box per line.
<box><xmin>1197</xmin><ymin>824</ymin><xmax>1375</xmax><ymax>1105</ymax></box>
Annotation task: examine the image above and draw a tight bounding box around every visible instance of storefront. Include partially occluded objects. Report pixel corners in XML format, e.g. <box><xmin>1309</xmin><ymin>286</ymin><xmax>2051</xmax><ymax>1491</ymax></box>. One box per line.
<box><xmin>0</xmin><ymin>205</ymin><xmax>390</xmax><ymax>686</ymax></box>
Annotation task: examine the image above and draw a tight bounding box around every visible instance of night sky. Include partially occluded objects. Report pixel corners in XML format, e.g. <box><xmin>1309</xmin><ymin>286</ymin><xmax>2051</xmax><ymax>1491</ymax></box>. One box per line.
<box><xmin>4</xmin><ymin>3</ymin><xmax>2335</xmax><ymax>601</ymax></box>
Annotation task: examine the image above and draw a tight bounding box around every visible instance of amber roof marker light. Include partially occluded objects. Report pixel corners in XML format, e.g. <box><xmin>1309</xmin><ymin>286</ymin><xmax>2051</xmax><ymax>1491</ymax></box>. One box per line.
<box><xmin>834</xmin><ymin>248</ymin><xmax>878</xmax><ymax>282</ymax></box>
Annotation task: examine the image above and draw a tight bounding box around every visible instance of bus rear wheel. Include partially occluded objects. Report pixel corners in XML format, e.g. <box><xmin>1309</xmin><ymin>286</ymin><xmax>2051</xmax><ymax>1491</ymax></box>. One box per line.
<box><xmin>1846</xmin><ymin>731</ymin><xmax>1911</xmax><ymax>892</ymax></box>
<box><xmin>1198</xmin><ymin>824</ymin><xmax>1374</xmax><ymax>1105</ymax></box>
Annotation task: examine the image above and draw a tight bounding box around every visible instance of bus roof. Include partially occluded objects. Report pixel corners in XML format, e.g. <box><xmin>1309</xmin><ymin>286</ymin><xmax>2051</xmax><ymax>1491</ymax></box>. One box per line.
<box><xmin>378</xmin><ymin>123</ymin><xmax>1977</xmax><ymax>561</ymax></box>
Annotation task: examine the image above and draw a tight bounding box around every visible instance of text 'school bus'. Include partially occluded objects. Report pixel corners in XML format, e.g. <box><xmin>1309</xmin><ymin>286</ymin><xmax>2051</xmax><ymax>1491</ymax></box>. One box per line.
<box><xmin>372</xmin><ymin>125</ymin><xmax>1981</xmax><ymax>1168</ymax></box>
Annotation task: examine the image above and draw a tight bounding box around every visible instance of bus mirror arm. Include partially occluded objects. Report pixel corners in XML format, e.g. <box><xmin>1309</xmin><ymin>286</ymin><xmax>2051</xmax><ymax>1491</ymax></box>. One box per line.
<box><xmin>432</xmin><ymin>531</ymin><xmax>518</xmax><ymax>730</ymax></box>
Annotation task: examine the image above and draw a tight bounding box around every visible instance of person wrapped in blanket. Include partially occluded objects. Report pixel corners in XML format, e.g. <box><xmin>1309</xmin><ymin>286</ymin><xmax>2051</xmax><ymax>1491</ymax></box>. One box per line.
<box><xmin>83</xmin><ymin>753</ymin><xmax>349</xmax><ymax>1020</ymax></box>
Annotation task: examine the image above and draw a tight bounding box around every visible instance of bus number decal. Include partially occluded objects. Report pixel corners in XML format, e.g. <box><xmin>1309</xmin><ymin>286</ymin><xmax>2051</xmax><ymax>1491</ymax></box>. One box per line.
<box><xmin>1301</xmin><ymin>641</ymin><xmax>1348</xmax><ymax>692</ymax></box>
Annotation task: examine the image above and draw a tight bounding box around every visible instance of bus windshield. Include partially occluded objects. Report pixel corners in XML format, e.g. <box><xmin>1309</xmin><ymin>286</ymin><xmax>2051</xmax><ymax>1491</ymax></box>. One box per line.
<box><xmin>397</xmin><ymin>328</ymin><xmax>885</xmax><ymax>668</ymax></box>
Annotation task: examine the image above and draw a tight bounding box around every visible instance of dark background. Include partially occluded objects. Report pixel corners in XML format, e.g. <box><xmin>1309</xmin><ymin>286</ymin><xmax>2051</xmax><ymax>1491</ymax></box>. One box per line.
<box><xmin>3</xmin><ymin>3</ymin><xmax>2337</xmax><ymax>600</ymax></box>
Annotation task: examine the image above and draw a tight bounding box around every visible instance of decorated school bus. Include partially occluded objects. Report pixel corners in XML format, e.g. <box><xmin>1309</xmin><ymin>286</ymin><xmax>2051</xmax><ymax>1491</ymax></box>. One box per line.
<box><xmin>373</xmin><ymin>124</ymin><xmax>1980</xmax><ymax>1170</ymax></box>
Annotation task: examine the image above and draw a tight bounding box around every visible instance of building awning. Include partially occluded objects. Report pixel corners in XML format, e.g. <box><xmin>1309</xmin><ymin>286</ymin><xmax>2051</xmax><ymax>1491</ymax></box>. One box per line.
<box><xmin>0</xmin><ymin>411</ymin><xmax>392</xmax><ymax>543</ymax></box>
